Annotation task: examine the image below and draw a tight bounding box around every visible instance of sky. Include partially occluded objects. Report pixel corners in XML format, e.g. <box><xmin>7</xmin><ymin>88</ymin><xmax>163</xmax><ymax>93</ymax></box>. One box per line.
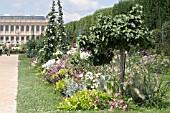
<box><xmin>0</xmin><ymin>0</ymin><xmax>119</xmax><ymax>23</ymax></box>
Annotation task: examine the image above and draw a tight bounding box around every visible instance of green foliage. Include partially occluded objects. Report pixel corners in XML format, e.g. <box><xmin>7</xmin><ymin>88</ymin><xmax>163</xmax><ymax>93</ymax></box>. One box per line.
<box><xmin>37</xmin><ymin>1</ymin><xmax>57</xmax><ymax>64</ymax></box>
<box><xmin>56</xmin><ymin>78</ymin><xmax>67</xmax><ymax>92</ymax></box>
<box><xmin>124</xmin><ymin>52</ymin><xmax>170</xmax><ymax>108</ymax></box>
<box><xmin>56</xmin><ymin>0</ymin><xmax>68</xmax><ymax>52</ymax></box>
<box><xmin>161</xmin><ymin>21</ymin><xmax>170</xmax><ymax>55</ymax></box>
<box><xmin>78</xmin><ymin>4</ymin><xmax>152</xmax><ymax>66</ymax></box>
<box><xmin>57</xmin><ymin>69</ymin><xmax>67</xmax><ymax>76</ymax></box>
<box><xmin>25</xmin><ymin>39</ymin><xmax>37</xmax><ymax>58</ymax></box>
<box><xmin>35</xmin><ymin>34</ymin><xmax>45</xmax><ymax>53</ymax></box>
<box><xmin>57</xmin><ymin>90</ymin><xmax>113</xmax><ymax>111</ymax></box>
<box><xmin>135</xmin><ymin>0</ymin><xmax>170</xmax><ymax>30</ymax></box>
<box><xmin>60</xmin><ymin>78</ymin><xmax>86</xmax><ymax>97</ymax></box>
<box><xmin>65</xmin><ymin>0</ymin><xmax>135</xmax><ymax>41</ymax></box>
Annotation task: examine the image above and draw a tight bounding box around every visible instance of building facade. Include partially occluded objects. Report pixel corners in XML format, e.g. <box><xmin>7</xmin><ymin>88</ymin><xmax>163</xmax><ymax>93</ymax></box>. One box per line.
<box><xmin>0</xmin><ymin>15</ymin><xmax>48</xmax><ymax>45</ymax></box>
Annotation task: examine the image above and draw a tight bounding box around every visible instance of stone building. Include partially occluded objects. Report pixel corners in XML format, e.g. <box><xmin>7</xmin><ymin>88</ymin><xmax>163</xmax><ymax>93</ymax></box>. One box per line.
<box><xmin>0</xmin><ymin>15</ymin><xmax>48</xmax><ymax>45</ymax></box>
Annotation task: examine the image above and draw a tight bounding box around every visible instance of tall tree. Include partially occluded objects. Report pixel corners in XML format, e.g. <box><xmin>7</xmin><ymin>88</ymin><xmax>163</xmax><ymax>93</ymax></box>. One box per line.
<box><xmin>56</xmin><ymin>0</ymin><xmax>68</xmax><ymax>52</ymax></box>
<box><xmin>37</xmin><ymin>1</ymin><xmax>57</xmax><ymax>63</ymax></box>
<box><xmin>78</xmin><ymin>4</ymin><xmax>152</xmax><ymax>93</ymax></box>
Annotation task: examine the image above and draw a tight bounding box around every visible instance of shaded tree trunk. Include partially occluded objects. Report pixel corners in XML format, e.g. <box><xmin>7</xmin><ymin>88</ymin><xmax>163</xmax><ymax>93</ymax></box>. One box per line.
<box><xmin>119</xmin><ymin>49</ymin><xmax>126</xmax><ymax>94</ymax></box>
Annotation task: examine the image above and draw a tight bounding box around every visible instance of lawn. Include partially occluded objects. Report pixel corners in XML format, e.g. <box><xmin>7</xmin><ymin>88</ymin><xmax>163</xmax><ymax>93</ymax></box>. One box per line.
<box><xmin>17</xmin><ymin>55</ymin><xmax>61</xmax><ymax>113</ymax></box>
<box><xmin>17</xmin><ymin>55</ymin><xmax>170</xmax><ymax>113</ymax></box>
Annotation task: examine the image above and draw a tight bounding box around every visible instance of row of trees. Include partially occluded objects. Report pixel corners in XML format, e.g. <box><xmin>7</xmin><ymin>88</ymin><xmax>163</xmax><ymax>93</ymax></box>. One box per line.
<box><xmin>65</xmin><ymin>0</ymin><xmax>170</xmax><ymax>55</ymax></box>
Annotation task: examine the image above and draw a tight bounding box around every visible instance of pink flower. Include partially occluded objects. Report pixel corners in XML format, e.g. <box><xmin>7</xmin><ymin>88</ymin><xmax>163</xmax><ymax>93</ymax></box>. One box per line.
<box><xmin>115</xmin><ymin>92</ymin><xmax>120</xmax><ymax>97</ymax></box>
<box><xmin>122</xmin><ymin>103</ymin><xmax>127</xmax><ymax>111</ymax></box>
<box><xmin>118</xmin><ymin>99</ymin><xmax>124</xmax><ymax>103</ymax></box>
<box><xmin>113</xmin><ymin>98</ymin><xmax>117</xmax><ymax>102</ymax></box>
<box><xmin>109</xmin><ymin>101</ymin><xmax>114</xmax><ymax>105</ymax></box>
<box><xmin>114</xmin><ymin>101</ymin><xmax>118</xmax><ymax>108</ymax></box>
<box><xmin>90</xmin><ymin>91</ymin><xmax>93</xmax><ymax>96</ymax></box>
<box><xmin>95</xmin><ymin>96</ymin><xmax>100</xmax><ymax>102</ymax></box>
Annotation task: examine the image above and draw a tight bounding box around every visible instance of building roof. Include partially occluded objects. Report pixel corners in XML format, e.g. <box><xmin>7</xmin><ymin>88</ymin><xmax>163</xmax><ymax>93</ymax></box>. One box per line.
<box><xmin>0</xmin><ymin>15</ymin><xmax>46</xmax><ymax>20</ymax></box>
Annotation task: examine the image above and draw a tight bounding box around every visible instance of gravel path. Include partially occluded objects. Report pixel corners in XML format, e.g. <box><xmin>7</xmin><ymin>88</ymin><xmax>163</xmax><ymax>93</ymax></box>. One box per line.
<box><xmin>0</xmin><ymin>54</ymin><xmax>18</xmax><ymax>113</ymax></box>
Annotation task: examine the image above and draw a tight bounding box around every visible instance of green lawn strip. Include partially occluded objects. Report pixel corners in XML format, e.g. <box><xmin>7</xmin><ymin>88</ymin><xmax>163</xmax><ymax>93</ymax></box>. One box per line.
<box><xmin>17</xmin><ymin>55</ymin><xmax>170</xmax><ymax>113</ymax></box>
<box><xmin>17</xmin><ymin>55</ymin><xmax>61</xmax><ymax>113</ymax></box>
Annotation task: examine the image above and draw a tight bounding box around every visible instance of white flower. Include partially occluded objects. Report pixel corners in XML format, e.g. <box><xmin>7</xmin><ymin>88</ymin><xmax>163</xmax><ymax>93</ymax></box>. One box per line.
<box><xmin>91</xmin><ymin>86</ymin><xmax>94</xmax><ymax>89</ymax></box>
<box><xmin>50</xmin><ymin>44</ymin><xmax>53</xmax><ymax>47</ymax></box>
<box><xmin>67</xmin><ymin>47</ymin><xmax>77</xmax><ymax>55</ymax></box>
<box><xmin>56</xmin><ymin>59</ymin><xmax>60</xmax><ymax>64</ymax></box>
<box><xmin>54</xmin><ymin>50</ymin><xmax>63</xmax><ymax>56</ymax></box>
<box><xmin>42</xmin><ymin>59</ymin><xmax>56</xmax><ymax>69</ymax></box>
<box><xmin>89</xmin><ymin>76</ymin><xmax>93</xmax><ymax>80</ymax></box>
<box><xmin>95</xmin><ymin>73</ymin><xmax>102</xmax><ymax>78</ymax></box>
<box><xmin>79</xmin><ymin>73</ymin><xmax>84</xmax><ymax>78</ymax></box>
<box><xmin>86</xmin><ymin>72</ymin><xmax>93</xmax><ymax>76</ymax></box>
<box><xmin>80</xmin><ymin>51</ymin><xmax>91</xmax><ymax>60</ymax></box>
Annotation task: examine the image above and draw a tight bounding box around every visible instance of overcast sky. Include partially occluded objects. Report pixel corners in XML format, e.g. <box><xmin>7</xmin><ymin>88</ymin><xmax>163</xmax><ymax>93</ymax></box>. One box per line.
<box><xmin>0</xmin><ymin>0</ymin><xmax>119</xmax><ymax>23</ymax></box>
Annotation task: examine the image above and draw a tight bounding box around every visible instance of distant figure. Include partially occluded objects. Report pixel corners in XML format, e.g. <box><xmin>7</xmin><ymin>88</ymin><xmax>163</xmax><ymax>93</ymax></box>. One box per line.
<box><xmin>6</xmin><ymin>42</ymin><xmax>11</xmax><ymax>56</ymax></box>
<box><xmin>0</xmin><ymin>44</ymin><xmax>2</xmax><ymax>56</ymax></box>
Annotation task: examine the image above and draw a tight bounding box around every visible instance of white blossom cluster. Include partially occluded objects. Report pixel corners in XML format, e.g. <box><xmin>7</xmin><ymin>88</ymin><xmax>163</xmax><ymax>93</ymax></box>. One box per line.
<box><xmin>67</xmin><ymin>47</ymin><xmax>77</xmax><ymax>56</ymax></box>
<box><xmin>12</xmin><ymin>46</ymin><xmax>21</xmax><ymax>50</ymax></box>
<box><xmin>53</xmin><ymin>50</ymin><xmax>63</xmax><ymax>56</ymax></box>
<box><xmin>42</xmin><ymin>59</ymin><xmax>56</xmax><ymax>70</ymax></box>
<box><xmin>80</xmin><ymin>51</ymin><xmax>91</xmax><ymax>60</ymax></box>
<box><xmin>79</xmin><ymin>72</ymin><xmax>102</xmax><ymax>89</ymax></box>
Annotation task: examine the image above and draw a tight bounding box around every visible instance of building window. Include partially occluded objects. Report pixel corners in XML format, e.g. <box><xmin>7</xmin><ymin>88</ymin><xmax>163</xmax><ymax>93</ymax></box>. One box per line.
<box><xmin>11</xmin><ymin>25</ymin><xmax>14</xmax><ymax>31</ymax></box>
<box><xmin>5</xmin><ymin>25</ymin><xmax>9</xmax><ymax>31</ymax></box>
<box><xmin>26</xmin><ymin>36</ymin><xmax>29</xmax><ymax>40</ymax></box>
<box><xmin>26</xmin><ymin>25</ymin><xmax>29</xmax><ymax>31</ymax></box>
<box><xmin>0</xmin><ymin>37</ymin><xmax>3</xmax><ymax>41</ymax></box>
<box><xmin>31</xmin><ymin>26</ymin><xmax>34</xmax><ymax>32</ymax></box>
<box><xmin>11</xmin><ymin>37</ymin><xmax>14</xmax><ymax>41</ymax></box>
<box><xmin>21</xmin><ymin>25</ymin><xmax>24</xmax><ymax>31</ymax></box>
<box><xmin>0</xmin><ymin>25</ymin><xmax>3</xmax><ymax>31</ymax></box>
<box><xmin>41</xmin><ymin>26</ymin><xmax>44</xmax><ymax>31</ymax></box>
<box><xmin>6</xmin><ymin>36</ymin><xmax>9</xmax><ymax>41</ymax></box>
<box><xmin>36</xmin><ymin>25</ymin><xmax>39</xmax><ymax>32</ymax></box>
<box><xmin>16</xmin><ymin>25</ymin><xmax>19</xmax><ymax>30</ymax></box>
<box><xmin>16</xmin><ymin>37</ymin><xmax>19</xmax><ymax>41</ymax></box>
<box><xmin>21</xmin><ymin>36</ymin><xmax>24</xmax><ymax>41</ymax></box>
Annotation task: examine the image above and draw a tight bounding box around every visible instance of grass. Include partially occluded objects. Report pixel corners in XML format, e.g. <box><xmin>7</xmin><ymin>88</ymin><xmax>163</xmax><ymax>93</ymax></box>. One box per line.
<box><xmin>17</xmin><ymin>55</ymin><xmax>61</xmax><ymax>113</ymax></box>
<box><xmin>17</xmin><ymin>55</ymin><xmax>170</xmax><ymax>113</ymax></box>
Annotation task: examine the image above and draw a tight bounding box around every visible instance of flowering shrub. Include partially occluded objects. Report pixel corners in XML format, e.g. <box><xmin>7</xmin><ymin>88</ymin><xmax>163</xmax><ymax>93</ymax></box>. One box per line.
<box><xmin>80</xmin><ymin>50</ymin><xmax>91</xmax><ymax>60</ymax></box>
<box><xmin>42</xmin><ymin>59</ymin><xmax>56</xmax><ymax>70</ymax></box>
<box><xmin>58</xmin><ymin>78</ymin><xmax>86</xmax><ymax>97</ymax></box>
<box><xmin>124</xmin><ymin>52</ymin><xmax>169</xmax><ymax>107</ymax></box>
<box><xmin>45</xmin><ymin>64</ymin><xmax>67</xmax><ymax>84</ymax></box>
<box><xmin>67</xmin><ymin>47</ymin><xmax>77</xmax><ymax>56</ymax></box>
<box><xmin>41</xmin><ymin>56</ymin><xmax>71</xmax><ymax>84</ymax></box>
<box><xmin>79</xmin><ymin>72</ymin><xmax>101</xmax><ymax>89</ymax></box>
<box><xmin>53</xmin><ymin>49</ymin><xmax>63</xmax><ymax>59</ymax></box>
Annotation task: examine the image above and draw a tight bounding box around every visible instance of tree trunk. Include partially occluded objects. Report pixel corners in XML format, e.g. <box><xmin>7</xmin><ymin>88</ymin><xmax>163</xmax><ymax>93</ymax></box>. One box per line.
<box><xmin>119</xmin><ymin>49</ymin><xmax>126</xmax><ymax>94</ymax></box>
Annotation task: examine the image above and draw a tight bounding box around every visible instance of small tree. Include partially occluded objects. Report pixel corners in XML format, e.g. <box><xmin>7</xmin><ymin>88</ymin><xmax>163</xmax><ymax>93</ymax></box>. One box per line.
<box><xmin>37</xmin><ymin>1</ymin><xmax>57</xmax><ymax>63</ymax></box>
<box><xmin>78</xmin><ymin>4</ymin><xmax>152</xmax><ymax>93</ymax></box>
<box><xmin>56</xmin><ymin>0</ymin><xmax>68</xmax><ymax>52</ymax></box>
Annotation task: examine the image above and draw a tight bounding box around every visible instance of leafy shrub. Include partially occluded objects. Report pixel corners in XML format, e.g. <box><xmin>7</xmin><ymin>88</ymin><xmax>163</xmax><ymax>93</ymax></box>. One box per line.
<box><xmin>57</xmin><ymin>90</ymin><xmax>130</xmax><ymax>111</ymax></box>
<box><xmin>46</xmin><ymin>69</ymin><xmax>66</xmax><ymax>84</ymax></box>
<box><xmin>124</xmin><ymin>52</ymin><xmax>170</xmax><ymax>107</ymax></box>
<box><xmin>57</xmin><ymin>90</ymin><xmax>111</xmax><ymax>110</ymax></box>
<box><xmin>57</xmin><ymin>78</ymin><xmax>86</xmax><ymax>97</ymax></box>
<box><xmin>25</xmin><ymin>39</ymin><xmax>37</xmax><ymax>58</ymax></box>
<box><xmin>44</xmin><ymin>59</ymin><xmax>68</xmax><ymax>84</ymax></box>
<box><xmin>56</xmin><ymin>78</ymin><xmax>67</xmax><ymax>92</ymax></box>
